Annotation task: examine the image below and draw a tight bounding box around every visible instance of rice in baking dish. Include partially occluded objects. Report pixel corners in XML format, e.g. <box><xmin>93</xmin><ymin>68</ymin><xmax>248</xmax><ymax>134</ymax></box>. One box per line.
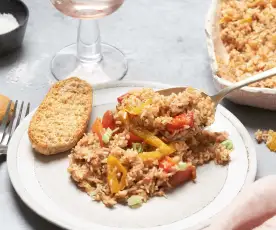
<box><xmin>68</xmin><ymin>88</ymin><xmax>233</xmax><ymax>208</ymax></box>
<box><xmin>217</xmin><ymin>0</ymin><xmax>276</xmax><ymax>88</ymax></box>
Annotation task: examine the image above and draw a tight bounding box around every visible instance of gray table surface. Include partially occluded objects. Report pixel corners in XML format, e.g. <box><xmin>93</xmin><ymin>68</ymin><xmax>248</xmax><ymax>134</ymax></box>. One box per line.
<box><xmin>1</xmin><ymin>0</ymin><xmax>276</xmax><ymax>229</ymax></box>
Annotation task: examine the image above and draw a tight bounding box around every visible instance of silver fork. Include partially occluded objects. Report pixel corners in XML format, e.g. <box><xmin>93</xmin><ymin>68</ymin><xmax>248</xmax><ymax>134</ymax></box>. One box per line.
<box><xmin>0</xmin><ymin>100</ymin><xmax>30</xmax><ymax>156</ymax></box>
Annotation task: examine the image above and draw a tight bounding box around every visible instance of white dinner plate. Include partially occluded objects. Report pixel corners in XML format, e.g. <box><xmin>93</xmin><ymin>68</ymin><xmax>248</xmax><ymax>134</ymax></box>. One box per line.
<box><xmin>7</xmin><ymin>81</ymin><xmax>257</xmax><ymax>230</ymax></box>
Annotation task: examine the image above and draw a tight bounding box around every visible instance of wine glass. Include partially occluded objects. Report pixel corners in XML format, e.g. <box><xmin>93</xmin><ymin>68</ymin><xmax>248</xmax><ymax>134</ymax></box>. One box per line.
<box><xmin>50</xmin><ymin>0</ymin><xmax>128</xmax><ymax>83</ymax></box>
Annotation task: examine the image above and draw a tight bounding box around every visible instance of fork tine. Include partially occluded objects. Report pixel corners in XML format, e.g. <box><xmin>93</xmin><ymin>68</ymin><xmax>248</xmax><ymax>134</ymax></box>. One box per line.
<box><xmin>3</xmin><ymin>101</ymin><xmax>18</xmax><ymax>145</ymax></box>
<box><xmin>25</xmin><ymin>102</ymin><xmax>30</xmax><ymax>117</ymax></box>
<box><xmin>0</xmin><ymin>101</ymin><xmax>12</xmax><ymax>143</ymax></box>
<box><xmin>15</xmin><ymin>101</ymin><xmax>24</xmax><ymax>130</ymax></box>
<box><xmin>0</xmin><ymin>145</ymin><xmax>7</xmax><ymax>151</ymax></box>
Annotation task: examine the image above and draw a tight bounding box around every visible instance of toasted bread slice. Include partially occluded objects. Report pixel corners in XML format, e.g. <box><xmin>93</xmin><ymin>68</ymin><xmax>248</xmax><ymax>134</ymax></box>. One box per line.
<box><xmin>0</xmin><ymin>94</ymin><xmax>14</xmax><ymax>122</ymax></box>
<box><xmin>28</xmin><ymin>77</ymin><xmax>92</xmax><ymax>155</ymax></box>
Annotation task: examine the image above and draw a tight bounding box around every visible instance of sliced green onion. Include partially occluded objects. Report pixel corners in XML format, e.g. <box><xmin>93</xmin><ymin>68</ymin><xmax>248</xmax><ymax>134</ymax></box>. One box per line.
<box><xmin>127</xmin><ymin>195</ymin><xmax>144</xmax><ymax>208</ymax></box>
<box><xmin>102</xmin><ymin>128</ymin><xmax>120</xmax><ymax>144</ymax></box>
<box><xmin>221</xmin><ymin>139</ymin><xmax>234</xmax><ymax>150</ymax></box>
<box><xmin>132</xmin><ymin>143</ymin><xmax>143</xmax><ymax>153</ymax></box>
<box><xmin>90</xmin><ymin>191</ymin><xmax>97</xmax><ymax>200</ymax></box>
<box><xmin>177</xmin><ymin>162</ymin><xmax>187</xmax><ymax>171</ymax></box>
<box><xmin>102</xmin><ymin>128</ymin><xmax>113</xmax><ymax>144</ymax></box>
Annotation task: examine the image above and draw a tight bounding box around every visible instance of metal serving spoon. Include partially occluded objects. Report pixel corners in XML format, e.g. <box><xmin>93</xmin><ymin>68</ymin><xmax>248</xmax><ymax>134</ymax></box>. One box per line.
<box><xmin>158</xmin><ymin>67</ymin><xmax>276</xmax><ymax>109</ymax></box>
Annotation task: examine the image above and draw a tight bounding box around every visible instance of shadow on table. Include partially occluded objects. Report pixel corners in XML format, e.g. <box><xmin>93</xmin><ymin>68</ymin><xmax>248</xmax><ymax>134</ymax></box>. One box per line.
<box><xmin>222</xmin><ymin>99</ymin><xmax>276</xmax><ymax>179</ymax></box>
<box><xmin>0</xmin><ymin>154</ymin><xmax>6</xmax><ymax>164</ymax></box>
<box><xmin>222</xmin><ymin>99</ymin><xmax>276</xmax><ymax>131</ymax></box>
<box><xmin>11</xmin><ymin>186</ymin><xmax>64</xmax><ymax>230</ymax></box>
<box><xmin>0</xmin><ymin>47</ymin><xmax>25</xmax><ymax>69</ymax></box>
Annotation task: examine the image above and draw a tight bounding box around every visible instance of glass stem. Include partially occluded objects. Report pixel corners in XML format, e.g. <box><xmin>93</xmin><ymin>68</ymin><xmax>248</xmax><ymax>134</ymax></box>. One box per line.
<box><xmin>77</xmin><ymin>19</ymin><xmax>102</xmax><ymax>63</ymax></box>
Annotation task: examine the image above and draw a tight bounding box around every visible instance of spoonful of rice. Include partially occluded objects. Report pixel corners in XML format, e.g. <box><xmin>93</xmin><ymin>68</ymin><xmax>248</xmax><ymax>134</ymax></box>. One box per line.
<box><xmin>158</xmin><ymin>67</ymin><xmax>276</xmax><ymax>123</ymax></box>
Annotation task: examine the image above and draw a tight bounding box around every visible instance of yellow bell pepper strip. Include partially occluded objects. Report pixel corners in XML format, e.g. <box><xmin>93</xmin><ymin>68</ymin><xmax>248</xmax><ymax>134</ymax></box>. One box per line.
<box><xmin>129</xmin><ymin>127</ymin><xmax>176</xmax><ymax>160</ymax></box>
<box><xmin>138</xmin><ymin>151</ymin><xmax>163</xmax><ymax>161</ymax></box>
<box><xmin>219</xmin><ymin>15</ymin><xmax>233</xmax><ymax>24</ymax></box>
<box><xmin>125</xmin><ymin>99</ymin><xmax>152</xmax><ymax>115</ymax></box>
<box><xmin>107</xmin><ymin>155</ymin><xmax>127</xmax><ymax>194</ymax></box>
<box><xmin>91</xmin><ymin>118</ymin><xmax>104</xmax><ymax>147</ymax></box>
<box><xmin>158</xmin><ymin>143</ymin><xmax>176</xmax><ymax>155</ymax></box>
<box><xmin>267</xmin><ymin>132</ymin><xmax>276</xmax><ymax>152</ymax></box>
<box><xmin>131</xmin><ymin>128</ymin><xmax>175</xmax><ymax>153</ymax></box>
<box><xmin>240</xmin><ymin>17</ymin><xmax>252</xmax><ymax>24</ymax></box>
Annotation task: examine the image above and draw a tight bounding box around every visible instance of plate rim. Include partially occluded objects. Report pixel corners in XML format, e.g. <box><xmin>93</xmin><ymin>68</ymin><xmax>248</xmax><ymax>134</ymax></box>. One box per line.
<box><xmin>7</xmin><ymin>80</ymin><xmax>257</xmax><ymax>230</ymax></box>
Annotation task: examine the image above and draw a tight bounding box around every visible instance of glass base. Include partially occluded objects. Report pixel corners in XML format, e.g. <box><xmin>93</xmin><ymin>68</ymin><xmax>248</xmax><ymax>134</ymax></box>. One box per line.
<box><xmin>51</xmin><ymin>43</ymin><xmax>128</xmax><ymax>84</ymax></box>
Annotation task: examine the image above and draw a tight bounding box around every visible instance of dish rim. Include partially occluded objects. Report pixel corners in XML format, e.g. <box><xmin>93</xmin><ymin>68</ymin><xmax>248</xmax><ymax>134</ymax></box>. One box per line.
<box><xmin>205</xmin><ymin>0</ymin><xmax>276</xmax><ymax>95</ymax></box>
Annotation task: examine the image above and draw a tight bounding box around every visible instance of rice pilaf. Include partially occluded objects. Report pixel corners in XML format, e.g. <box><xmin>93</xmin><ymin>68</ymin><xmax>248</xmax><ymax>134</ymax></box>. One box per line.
<box><xmin>68</xmin><ymin>88</ymin><xmax>233</xmax><ymax>208</ymax></box>
<box><xmin>116</xmin><ymin>88</ymin><xmax>215</xmax><ymax>140</ymax></box>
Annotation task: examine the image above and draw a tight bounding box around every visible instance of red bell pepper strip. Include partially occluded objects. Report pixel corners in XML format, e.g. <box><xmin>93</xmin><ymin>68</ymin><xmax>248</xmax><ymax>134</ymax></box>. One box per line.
<box><xmin>169</xmin><ymin>164</ymin><xmax>196</xmax><ymax>187</ymax></box>
<box><xmin>167</xmin><ymin>111</ymin><xmax>194</xmax><ymax>132</ymax></box>
<box><xmin>128</xmin><ymin>132</ymin><xmax>143</xmax><ymax>146</ymax></box>
<box><xmin>159</xmin><ymin>156</ymin><xmax>176</xmax><ymax>173</ymax></box>
<box><xmin>117</xmin><ymin>93</ymin><xmax>129</xmax><ymax>104</ymax></box>
<box><xmin>125</xmin><ymin>99</ymin><xmax>152</xmax><ymax>115</ymax></box>
<box><xmin>102</xmin><ymin>110</ymin><xmax>116</xmax><ymax>130</ymax></box>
